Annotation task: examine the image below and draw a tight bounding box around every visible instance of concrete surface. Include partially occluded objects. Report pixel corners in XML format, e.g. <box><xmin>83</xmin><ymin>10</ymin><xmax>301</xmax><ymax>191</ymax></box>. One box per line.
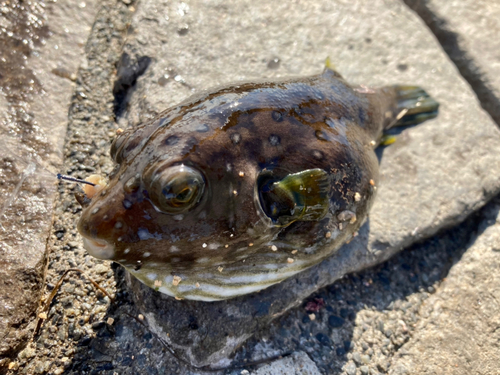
<box><xmin>389</xmin><ymin>203</ymin><xmax>500</xmax><ymax>374</ymax></box>
<box><xmin>117</xmin><ymin>0</ymin><xmax>500</xmax><ymax>367</ymax></box>
<box><xmin>0</xmin><ymin>0</ymin><xmax>98</xmax><ymax>370</ymax></box>
<box><xmin>404</xmin><ymin>0</ymin><xmax>500</xmax><ymax>126</ymax></box>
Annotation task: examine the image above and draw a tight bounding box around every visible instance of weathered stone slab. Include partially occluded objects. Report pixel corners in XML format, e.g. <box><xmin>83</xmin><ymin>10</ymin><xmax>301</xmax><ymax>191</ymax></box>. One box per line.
<box><xmin>0</xmin><ymin>0</ymin><xmax>98</xmax><ymax>369</ymax></box>
<box><xmin>117</xmin><ymin>0</ymin><xmax>500</xmax><ymax>368</ymax></box>
<box><xmin>248</xmin><ymin>352</ymin><xmax>321</xmax><ymax>375</ymax></box>
<box><xmin>404</xmin><ymin>0</ymin><xmax>500</xmax><ymax>125</ymax></box>
<box><xmin>389</xmin><ymin>203</ymin><xmax>500</xmax><ymax>374</ymax></box>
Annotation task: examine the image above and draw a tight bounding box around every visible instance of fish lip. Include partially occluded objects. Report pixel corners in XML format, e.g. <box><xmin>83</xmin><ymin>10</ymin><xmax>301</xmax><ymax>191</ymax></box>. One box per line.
<box><xmin>81</xmin><ymin>236</ymin><xmax>115</xmax><ymax>260</ymax></box>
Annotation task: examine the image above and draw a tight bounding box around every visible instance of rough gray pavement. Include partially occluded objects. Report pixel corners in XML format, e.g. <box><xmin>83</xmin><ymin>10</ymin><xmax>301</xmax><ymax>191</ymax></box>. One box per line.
<box><xmin>117</xmin><ymin>0</ymin><xmax>500</xmax><ymax>367</ymax></box>
<box><xmin>3</xmin><ymin>0</ymin><xmax>500</xmax><ymax>374</ymax></box>
<box><xmin>0</xmin><ymin>0</ymin><xmax>98</xmax><ymax>370</ymax></box>
<box><xmin>389</xmin><ymin>203</ymin><xmax>500</xmax><ymax>374</ymax></box>
<box><xmin>404</xmin><ymin>0</ymin><xmax>500</xmax><ymax>125</ymax></box>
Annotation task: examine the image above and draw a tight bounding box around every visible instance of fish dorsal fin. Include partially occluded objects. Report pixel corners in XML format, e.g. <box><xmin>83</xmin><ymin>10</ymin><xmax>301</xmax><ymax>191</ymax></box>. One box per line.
<box><xmin>323</xmin><ymin>57</ymin><xmax>343</xmax><ymax>78</ymax></box>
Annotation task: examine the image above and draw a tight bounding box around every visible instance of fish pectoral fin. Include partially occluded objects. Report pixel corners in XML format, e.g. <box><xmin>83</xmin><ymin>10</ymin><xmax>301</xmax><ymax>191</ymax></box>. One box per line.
<box><xmin>262</xmin><ymin>169</ymin><xmax>331</xmax><ymax>226</ymax></box>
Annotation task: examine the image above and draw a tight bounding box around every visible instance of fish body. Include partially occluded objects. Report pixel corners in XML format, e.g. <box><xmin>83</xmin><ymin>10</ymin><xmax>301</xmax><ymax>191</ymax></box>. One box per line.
<box><xmin>77</xmin><ymin>67</ymin><xmax>438</xmax><ymax>301</ymax></box>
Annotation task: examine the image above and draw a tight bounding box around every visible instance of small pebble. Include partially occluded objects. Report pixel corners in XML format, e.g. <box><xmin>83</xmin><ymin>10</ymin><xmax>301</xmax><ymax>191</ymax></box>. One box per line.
<box><xmin>353</xmin><ymin>351</ymin><xmax>362</xmax><ymax>364</ymax></box>
<box><xmin>328</xmin><ymin>315</ymin><xmax>345</xmax><ymax>328</ymax></box>
<box><xmin>91</xmin><ymin>321</ymin><xmax>105</xmax><ymax>330</ymax></box>
<box><xmin>345</xmin><ymin>362</ymin><xmax>357</xmax><ymax>375</ymax></box>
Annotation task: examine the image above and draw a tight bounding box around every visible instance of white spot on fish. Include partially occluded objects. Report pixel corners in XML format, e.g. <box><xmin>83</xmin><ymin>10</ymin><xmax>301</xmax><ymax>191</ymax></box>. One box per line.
<box><xmin>143</xmin><ymin>252</ymin><xmax>151</xmax><ymax>257</ymax></box>
<box><xmin>124</xmin><ymin>248</ymin><xmax>130</xmax><ymax>254</ymax></box>
<box><xmin>138</xmin><ymin>228</ymin><xmax>163</xmax><ymax>241</ymax></box>
<box><xmin>202</xmin><ymin>243</ymin><xmax>207</xmax><ymax>248</ymax></box>
<box><xmin>138</xmin><ymin>228</ymin><xmax>152</xmax><ymax>240</ymax></box>
<box><xmin>91</xmin><ymin>207</ymin><xmax>99</xmax><ymax>215</ymax></box>
<box><xmin>114</xmin><ymin>222</ymin><xmax>123</xmax><ymax>229</ymax></box>
<box><xmin>173</xmin><ymin>214</ymin><xmax>184</xmax><ymax>221</ymax></box>
<box><xmin>170</xmin><ymin>245</ymin><xmax>180</xmax><ymax>253</ymax></box>
<box><xmin>208</xmin><ymin>243</ymin><xmax>220</xmax><ymax>250</ymax></box>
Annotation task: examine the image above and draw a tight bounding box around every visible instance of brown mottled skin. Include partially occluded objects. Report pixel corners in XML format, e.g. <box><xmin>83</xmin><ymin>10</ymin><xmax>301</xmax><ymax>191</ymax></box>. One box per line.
<box><xmin>77</xmin><ymin>67</ymin><xmax>437</xmax><ymax>300</ymax></box>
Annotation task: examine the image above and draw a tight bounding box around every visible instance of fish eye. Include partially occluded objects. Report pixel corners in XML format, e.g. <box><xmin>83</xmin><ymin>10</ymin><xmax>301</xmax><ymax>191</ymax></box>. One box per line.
<box><xmin>146</xmin><ymin>164</ymin><xmax>205</xmax><ymax>213</ymax></box>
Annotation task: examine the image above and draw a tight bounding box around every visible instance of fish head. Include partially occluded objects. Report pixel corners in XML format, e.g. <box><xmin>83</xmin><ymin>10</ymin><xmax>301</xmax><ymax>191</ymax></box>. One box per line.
<box><xmin>77</xmin><ymin>115</ymin><xmax>280</xmax><ymax>273</ymax></box>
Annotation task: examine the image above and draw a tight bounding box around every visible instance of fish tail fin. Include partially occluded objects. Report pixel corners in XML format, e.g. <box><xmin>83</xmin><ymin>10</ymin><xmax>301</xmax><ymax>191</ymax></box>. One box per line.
<box><xmin>387</xmin><ymin>86</ymin><xmax>439</xmax><ymax>129</ymax></box>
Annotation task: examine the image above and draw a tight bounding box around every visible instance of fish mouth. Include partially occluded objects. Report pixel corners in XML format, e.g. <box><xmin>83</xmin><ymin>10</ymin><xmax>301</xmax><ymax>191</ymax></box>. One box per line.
<box><xmin>81</xmin><ymin>236</ymin><xmax>115</xmax><ymax>260</ymax></box>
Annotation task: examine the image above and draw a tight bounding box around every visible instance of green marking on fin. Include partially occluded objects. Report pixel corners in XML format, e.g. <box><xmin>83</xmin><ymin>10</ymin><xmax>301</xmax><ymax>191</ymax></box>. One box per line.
<box><xmin>262</xmin><ymin>169</ymin><xmax>330</xmax><ymax>227</ymax></box>
<box><xmin>393</xmin><ymin>86</ymin><xmax>439</xmax><ymax>127</ymax></box>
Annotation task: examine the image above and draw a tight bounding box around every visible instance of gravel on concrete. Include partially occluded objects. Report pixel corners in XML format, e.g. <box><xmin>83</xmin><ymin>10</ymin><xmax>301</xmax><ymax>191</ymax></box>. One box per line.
<box><xmin>389</xmin><ymin>202</ymin><xmax>500</xmax><ymax>374</ymax></box>
<box><xmin>0</xmin><ymin>0</ymin><xmax>98</xmax><ymax>370</ymax></box>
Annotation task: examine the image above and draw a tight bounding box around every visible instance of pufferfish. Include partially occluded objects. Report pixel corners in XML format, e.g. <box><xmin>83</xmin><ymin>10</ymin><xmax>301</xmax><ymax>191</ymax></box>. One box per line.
<box><xmin>77</xmin><ymin>64</ymin><xmax>438</xmax><ymax>301</ymax></box>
